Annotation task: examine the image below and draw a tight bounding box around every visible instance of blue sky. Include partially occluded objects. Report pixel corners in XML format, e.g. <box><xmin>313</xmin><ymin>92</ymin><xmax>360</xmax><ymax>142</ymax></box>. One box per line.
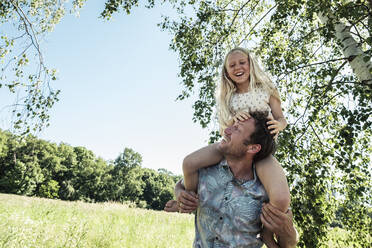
<box><xmin>0</xmin><ymin>2</ymin><xmax>211</xmax><ymax>175</ymax></box>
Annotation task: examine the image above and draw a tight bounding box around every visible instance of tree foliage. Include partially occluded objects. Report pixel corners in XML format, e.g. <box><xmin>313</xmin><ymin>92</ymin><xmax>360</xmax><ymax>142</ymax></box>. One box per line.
<box><xmin>0</xmin><ymin>0</ymin><xmax>87</xmax><ymax>135</ymax></box>
<box><xmin>1</xmin><ymin>0</ymin><xmax>371</xmax><ymax>246</ymax></box>
<box><xmin>100</xmin><ymin>0</ymin><xmax>372</xmax><ymax>246</ymax></box>
<box><xmin>0</xmin><ymin>129</ymin><xmax>178</xmax><ymax>210</ymax></box>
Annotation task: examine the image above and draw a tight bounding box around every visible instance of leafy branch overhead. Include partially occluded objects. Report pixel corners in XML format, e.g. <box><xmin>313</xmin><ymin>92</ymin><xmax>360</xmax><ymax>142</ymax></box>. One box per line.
<box><xmin>0</xmin><ymin>0</ymin><xmax>88</xmax><ymax>135</ymax></box>
<box><xmin>101</xmin><ymin>0</ymin><xmax>372</xmax><ymax>247</ymax></box>
<box><xmin>1</xmin><ymin>0</ymin><xmax>371</xmax><ymax>247</ymax></box>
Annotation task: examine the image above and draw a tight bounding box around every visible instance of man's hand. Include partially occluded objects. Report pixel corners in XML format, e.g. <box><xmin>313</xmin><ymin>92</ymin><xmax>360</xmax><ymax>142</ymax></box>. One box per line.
<box><xmin>260</xmin><ymin>203</ymin><xmax>298</xmax><ymax>248</ymax></box>
<box><xmin>261</xmin><ymin>227</ymin><xmax>280</xmax><ymax>248</ymax></box>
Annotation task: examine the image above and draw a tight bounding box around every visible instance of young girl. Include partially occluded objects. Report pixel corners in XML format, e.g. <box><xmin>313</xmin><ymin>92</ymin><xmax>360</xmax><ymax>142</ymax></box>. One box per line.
<box><xmin>183</xmin><ymin>47</ymin><xmax>290</xmax><ymax>248</ymax></box>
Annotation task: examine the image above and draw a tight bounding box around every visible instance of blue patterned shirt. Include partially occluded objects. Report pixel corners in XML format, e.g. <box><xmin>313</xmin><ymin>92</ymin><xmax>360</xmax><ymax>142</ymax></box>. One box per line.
<box><xmin>194</xmin><ymin>160</ymin><xmax>268</xmax><ymax>248</ymax></box>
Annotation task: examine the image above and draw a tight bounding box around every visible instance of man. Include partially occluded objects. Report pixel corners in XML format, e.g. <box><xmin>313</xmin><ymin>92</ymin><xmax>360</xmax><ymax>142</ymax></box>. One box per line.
<box><xmin>165</xmin><ymin>111</ymin><xmax>298</xmax><ymax>247</ymax></box>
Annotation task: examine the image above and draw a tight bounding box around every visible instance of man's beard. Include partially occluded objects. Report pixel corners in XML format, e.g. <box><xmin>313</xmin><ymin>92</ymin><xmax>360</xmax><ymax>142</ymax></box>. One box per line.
<box><xmin>221</xmin><ymin>144</ymin><xmax>246</xmax><ymax>159</ymax></box>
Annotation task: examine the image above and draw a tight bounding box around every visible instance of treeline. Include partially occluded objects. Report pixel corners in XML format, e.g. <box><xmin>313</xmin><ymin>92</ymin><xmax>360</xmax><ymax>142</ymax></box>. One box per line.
<box><xmin>0</xmin><ymin>129</ymin><xmax>180</xmax><ymax>210</ymax></box>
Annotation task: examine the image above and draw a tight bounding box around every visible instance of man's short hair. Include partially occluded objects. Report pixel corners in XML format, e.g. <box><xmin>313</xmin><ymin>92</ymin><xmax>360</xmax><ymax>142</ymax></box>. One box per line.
<box><xmin>245</xmin><ymin>111</ymin><xmax>276</xmax><ymax>163</ymax></box>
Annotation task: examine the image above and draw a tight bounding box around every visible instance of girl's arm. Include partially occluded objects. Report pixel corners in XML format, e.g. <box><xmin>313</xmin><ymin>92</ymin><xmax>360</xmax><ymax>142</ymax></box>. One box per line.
<box><xmin>182</xmin><ymin>143</ymin><xmax>224</xmax><ymax>193</ymax></box>
<box><xmin>268</xmin><ymin>96</ymin><xmax>287</xmax><ymax>135</ymax></box>
<box><xmin>257</xmin><ymin>156</ymin><xmax>290</xmax><ymax>248</ymax></box>
<box><xmin>256</xmin><ymin>155</ymin><xmax>290</xmax><ymax>213</ymax></box>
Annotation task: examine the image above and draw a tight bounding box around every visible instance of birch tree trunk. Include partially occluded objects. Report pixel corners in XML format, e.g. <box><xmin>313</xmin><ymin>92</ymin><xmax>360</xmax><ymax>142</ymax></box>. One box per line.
<box><xmin>318</xmin><ymin>12</ymin><xmax>372</xmax><ymax>86</ymax></box>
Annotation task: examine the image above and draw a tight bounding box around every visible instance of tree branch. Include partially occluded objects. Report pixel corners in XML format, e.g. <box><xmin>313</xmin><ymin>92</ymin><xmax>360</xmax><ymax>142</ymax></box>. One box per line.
<box><xmin>348</xmin><ymin>30</ymin><xmax>365</xmax><ymax>44</ymax></box>
<box><xmin>294</xmin><ymin>122</ymin><xmax>310</xmax><ymax>145</ymax></box>
<box><xmin>226</xmin><ymin>0</ymin><xmax>252</xmax><ymax>35</ymax></box>
<box><xmin>238</xmin><ymin>3</ymin><xmax>277</xmax><ymax>46</ymax></box>
<box><xmin>293</xmin><ymin>83</ymin><xmax>317</xmax><ymax>127</ymax></box>
<box><xmin>240</xmin><ymin>0</ymin><xmax>260</xmax><ymax>26</ymax></box>
<box><xmin>309</xmin><ymin>121</ymin><xmax>342</xmax><ymax>158</ymax></box>
<box><xmin>283</xmin><ymin>57</ymin><xmax>349</xmax><ymax>75</ymax></box>
<box><xmin>309</xmin><ymin>122</ymin><xmax>325</xmax><ymax>147</ymax></box>
<box><xmin>317</xmin><ymin>61</ymin><xmax>348</xmax><ymax>90</ymax></box>
<box><xmin>1</xmin><ymin>42</ymin><xmax>33</xmax><ymax>73</ymax></box>
<box><xmin>10</xmin><ymin>0</ymin><xmax>44</xmax><ymax>76</ymax></box>
<box><xmin>368</xmin><ymin>0</ymin><xmax>372</xmax><ymax>38</ymax></box>
<box><xmin>221</xmin><ymin>0</ymin><xmax>238</xmax><ymax>10</ymax></box>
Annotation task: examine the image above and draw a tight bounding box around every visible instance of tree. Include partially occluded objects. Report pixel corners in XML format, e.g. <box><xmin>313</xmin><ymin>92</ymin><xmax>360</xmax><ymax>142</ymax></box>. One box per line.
<box><xmin>114</xmin><ymin>147</ymin><xmax>143</xmax><ymax>171</ymax></box>
<box><xmin>141</xmin><ymin>168</ymin><xmax>175</xmax><ymax>210</ymax></box>
<box><xmin>0</xmin><ymin>129</ymin><xmax>178</xmax><ymax>209</ymax></box>
<box><xmin>109</xmin><ymin>148</ymin><xmax>145</xmax><ymax>203</ymax></box>
<box><xmin>1</xmin><ymin>1</ymin><xmax>370</xmax><ymax>245</ymax></box>
<box><xmin>0</xmin><ymin>132</ymin><xmax>45</xmax><ymax>195</ymax></box>
<box><xmin>109</xmin><ymin>149</ymin><xmax>176</xmax><ymax>209</ymax></box>
<box><xmin>100</xmin><ymin>0</ymin><xmax>371</xmax><ymax>246</ymax></box>
<box><xmin>25</xmin><ymin>138</ymin><xmax>60</xmax><ymax>198</ymax></box>
<box><xmin>54</xmin><ymin>142</ymin><xmax>78</xmax><ymax>200</ymax></box>
<box><xmin>0</xmin><ymin>0</ymin><xmax>87</xmax><ymax>134</ymax></box>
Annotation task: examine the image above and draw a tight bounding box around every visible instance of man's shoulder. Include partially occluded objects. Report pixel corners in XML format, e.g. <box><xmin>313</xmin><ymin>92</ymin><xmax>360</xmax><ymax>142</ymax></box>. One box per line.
<box><xmin>198</xmin><ymin>160</ymin><xmax>229</xmax><ymax>183</ymax></box>
<box><xmin>199</xmin><ymin>160</ymin><xmax>227</xmax><ymax>173</ymax></box>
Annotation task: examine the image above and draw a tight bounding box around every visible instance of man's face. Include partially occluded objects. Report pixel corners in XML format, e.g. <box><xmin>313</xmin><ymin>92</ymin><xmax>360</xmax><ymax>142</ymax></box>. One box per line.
<box><xmin>219</xmin><ymin>116</ymin><xmax>256</xmax><ymax>157</ymax></box>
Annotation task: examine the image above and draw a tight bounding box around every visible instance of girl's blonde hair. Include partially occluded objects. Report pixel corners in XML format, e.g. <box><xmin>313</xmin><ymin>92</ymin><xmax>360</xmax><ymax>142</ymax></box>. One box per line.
<box><xmin>217</xmin><ymin>47</ymin><xmax>281</xmax><ymax>132</ymax></box>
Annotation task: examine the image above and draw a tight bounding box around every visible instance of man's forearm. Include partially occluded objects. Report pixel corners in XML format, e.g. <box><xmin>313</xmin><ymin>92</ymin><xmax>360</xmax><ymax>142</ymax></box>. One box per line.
<box><xmin>277</xmin><ymin>226</ymin><xmax>298</xmax><ymax>248</ymax></box>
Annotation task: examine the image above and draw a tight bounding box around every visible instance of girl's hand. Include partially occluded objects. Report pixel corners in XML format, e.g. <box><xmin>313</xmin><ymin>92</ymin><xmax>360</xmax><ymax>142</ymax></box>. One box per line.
<box><xmin>233</xmin><ymin>111</ymin><xmax>251</xmax><ymax>123</ymax></box>
<box><xmin>266</xmin><ymin>116</ymin><xmax>282</xmax><ymax>136</ymax></box>
<box><xmin>164</xmin><ymin>200</ymin><xmax>179</xmax><ymax>212</ymax></box>
<box><xmin>165</xmin><ymin>190</ymin><xmax>198</xmax><ymax>213</ymax></box>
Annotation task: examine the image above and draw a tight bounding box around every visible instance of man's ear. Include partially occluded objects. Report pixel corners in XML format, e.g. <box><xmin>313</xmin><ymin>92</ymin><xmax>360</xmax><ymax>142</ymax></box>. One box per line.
<box><xmin>246</xmin><ymin>144</ymin><xmax>261</xmax><ymax>154</ymax></box>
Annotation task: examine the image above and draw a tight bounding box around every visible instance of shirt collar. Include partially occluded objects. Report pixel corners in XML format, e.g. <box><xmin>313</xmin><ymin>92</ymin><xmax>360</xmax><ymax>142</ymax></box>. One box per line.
<box><xmin>220</xmin><ymin>159</ymin><xmax>258</xmax><ymax>187</ymax></box>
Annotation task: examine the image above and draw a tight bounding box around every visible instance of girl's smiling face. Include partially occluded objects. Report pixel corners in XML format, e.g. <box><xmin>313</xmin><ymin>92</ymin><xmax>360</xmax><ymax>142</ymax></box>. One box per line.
<box><xmin>225</xmin><ymin>51</ymin><xmax>250</xmax><ymax>90</ymax></box>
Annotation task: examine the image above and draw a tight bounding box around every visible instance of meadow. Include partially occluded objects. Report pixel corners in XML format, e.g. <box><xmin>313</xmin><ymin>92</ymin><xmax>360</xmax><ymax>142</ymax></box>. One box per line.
<box><xmin>0</xmin><ymin>193</ymin><xmax>365</xmax><ymax>248</ymax></box>
<box><xmin>0</xmin><ymin>194</ymin><xmax>194</xmax><ymax>248</ymax></box>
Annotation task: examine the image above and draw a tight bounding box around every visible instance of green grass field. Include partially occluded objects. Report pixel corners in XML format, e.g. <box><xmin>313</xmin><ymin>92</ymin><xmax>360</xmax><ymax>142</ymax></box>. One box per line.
<box><xmin>1</xmin><ymin>193</ymin><xmax>365</xmax><ymax>248</ymax></box>
<box><xmin>0</xmin><ymin>193</ymin><xmax>194</xmax><ymax>248</ymax></box>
